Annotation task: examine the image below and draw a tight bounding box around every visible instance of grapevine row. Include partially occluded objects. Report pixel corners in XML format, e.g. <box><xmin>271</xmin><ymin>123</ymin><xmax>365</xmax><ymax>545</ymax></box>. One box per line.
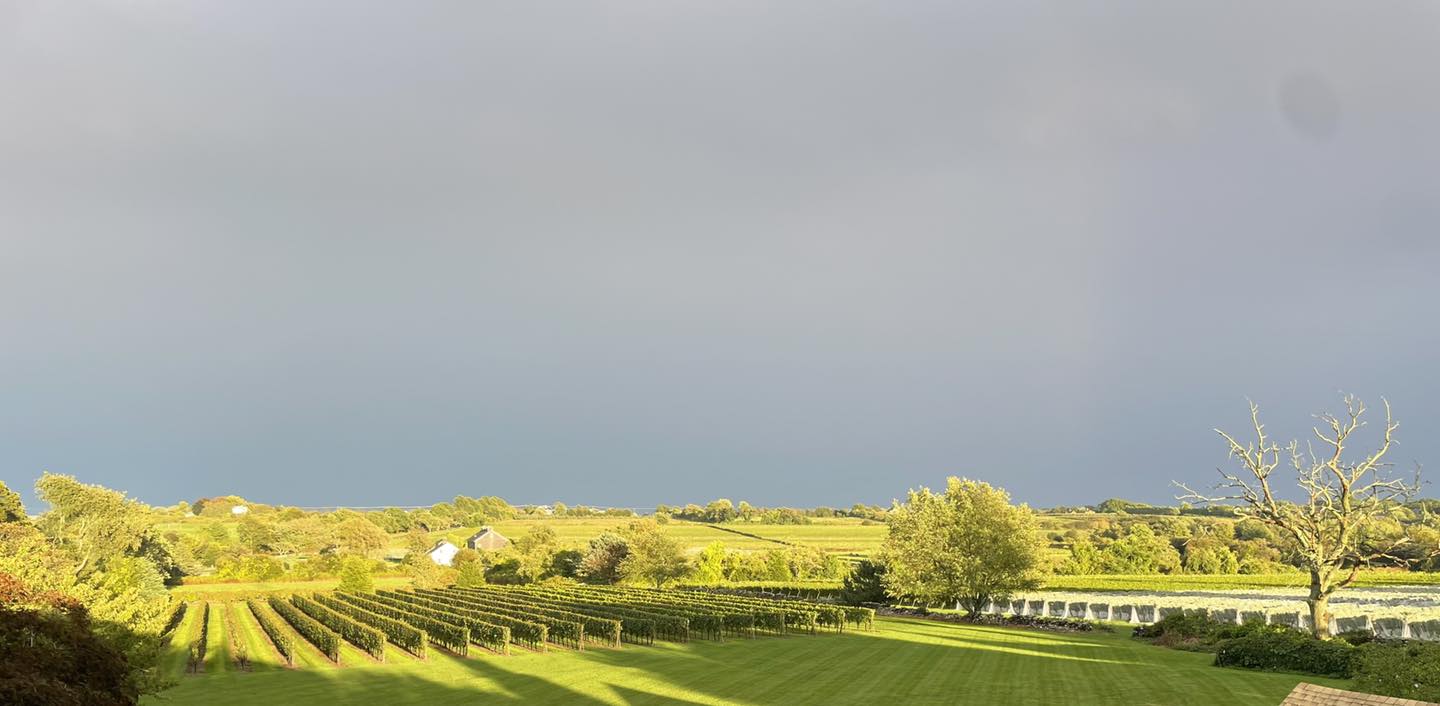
<box><xmin>314</xmin><ymin>592</ymin><xmax>427</xmax><ymax>658</ymax></box>
<box><xmin>245</xmin><ymin>599</ymin><xmax>294</xmax><ymax>666</ymax></box>
<box><xmin>432</xmin><ymin>586</ymin><xmax>621</xmax><ymax>648</ymax></box>
<box><xmin>268</xmin><ymin>595</ymin><xmax>340</xmax><ymax>661</ymax></box>
<box><xmin>379</xmin><ymin>590</ymin><xmax>548</xmax><ymax>651</ymax></box>
<box><xmin>336</xmin><ymin>591</ymin><xmax>493</xmax><ymax>655</ymax></box>
<box><xmin>292</xmin><ymin>594</ymin><xmax>386</xmax><ymax>660</ymax></box>
<box><xmin>414</xmin><ymin>588</ymin><xmax>587</xmax><ymax>650</ymax></box>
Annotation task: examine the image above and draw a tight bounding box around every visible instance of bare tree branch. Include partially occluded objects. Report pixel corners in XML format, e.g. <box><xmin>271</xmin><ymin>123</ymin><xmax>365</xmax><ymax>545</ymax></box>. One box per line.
<box><xmin>1174</xmin><ymin>397</ymin><xmax>1422</xmax><ymax>638</ymax></box>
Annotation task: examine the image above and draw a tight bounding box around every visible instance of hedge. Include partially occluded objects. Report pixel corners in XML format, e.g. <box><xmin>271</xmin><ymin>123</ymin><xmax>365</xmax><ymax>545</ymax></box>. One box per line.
<box><xmin>1353</xmin><ymin>640</ymin><xmax>1440</xmax><ymax>702</ymax></box>
<box><xmin>1213</xmin><ymin>628</ymin><xmax>1355</xmax><ymax>677</ymax></box>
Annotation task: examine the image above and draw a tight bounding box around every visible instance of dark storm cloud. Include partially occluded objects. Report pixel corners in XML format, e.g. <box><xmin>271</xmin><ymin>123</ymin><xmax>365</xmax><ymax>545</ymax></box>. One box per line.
<box><xmin>3</xmin><ymin>0</ymin><xmax>1439</xmax><ymax>509</ymax></box>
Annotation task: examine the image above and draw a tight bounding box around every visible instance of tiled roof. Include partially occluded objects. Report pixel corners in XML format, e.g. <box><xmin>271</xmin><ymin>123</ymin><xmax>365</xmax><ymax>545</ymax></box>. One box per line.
<box><xmin>1281</xmin><ymin>683</ymin><xmax>1438</xmax><ymax>706</ymax></box>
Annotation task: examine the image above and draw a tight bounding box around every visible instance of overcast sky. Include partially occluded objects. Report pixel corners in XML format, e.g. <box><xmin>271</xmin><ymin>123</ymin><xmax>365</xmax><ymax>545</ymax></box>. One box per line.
<box><xmin>3</xmin><ymin>1</ymin><xmax>1439</xmax><ymax>511</ymax></box>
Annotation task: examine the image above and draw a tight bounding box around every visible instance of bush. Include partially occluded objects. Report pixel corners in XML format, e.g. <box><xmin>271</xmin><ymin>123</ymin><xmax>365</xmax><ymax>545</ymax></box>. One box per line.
<box><xmin>1132</xmin><ymin>612</ymin><xmax>1273</xmax><ymax>651</ymax></box>
<box><xmin>1335</xmin><ymin>629</ymin><xmax>1377</xmax><ymax>646</ymax></box>
<box><xmin>1213</xmin><ymin>628</ymin><xmax>1355</xmax><ymax>677</ymax></box>
<box><xmin>1353</xmin><ymin>641</ymin><xmax>1440</xmax><ymax>702</ymax></box>
<box><xmin>1133</xmin><ymin>612</ymin><xmax>1216</xmax><ymax>641</ymax></box>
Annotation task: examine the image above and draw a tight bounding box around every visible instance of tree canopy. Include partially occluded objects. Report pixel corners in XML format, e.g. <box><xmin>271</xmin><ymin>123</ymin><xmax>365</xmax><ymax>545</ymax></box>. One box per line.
<box><xmin>619</xmin><ymin>520</ymin><xmax>689</xmax><ymax>588</ymax></box>
<box><xmin>881</xmin><ymin>477</ymin><xmax>1043</xmax><ymax>615</ymax></box>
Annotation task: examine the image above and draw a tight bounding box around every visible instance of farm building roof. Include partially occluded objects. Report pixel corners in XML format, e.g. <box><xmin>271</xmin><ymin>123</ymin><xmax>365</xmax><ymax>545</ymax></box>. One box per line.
<box><xmin>1280</xmin><ymin>683</ymin><xmax>1438</xmax><ymax>706</ymax></box>
<box><xmin>467</xmin><ymin>527</ymin><xmax>510</xmax><ymax>550</ymax></box>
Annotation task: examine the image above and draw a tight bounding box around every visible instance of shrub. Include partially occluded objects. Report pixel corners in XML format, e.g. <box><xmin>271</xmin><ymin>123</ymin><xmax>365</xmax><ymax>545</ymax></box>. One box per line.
<box><xmin>1335</xmin><ymin>629</ymin><xmax>1377</xmax><ymax>646</ymax></box>
<box><xmin>1133</xmin><ymin>612</ymin><xmax>1216</xmax><ymax>641</ymax></box>
<box><xmin>1213</xmin><ymin>628</ymin><xmax>1355</xmax><ymax>677</ymax></box>
<box><xmin>1353</xmin><ymin>641</ymin><xmax>1440</xmax><ymax>702</ymax></box>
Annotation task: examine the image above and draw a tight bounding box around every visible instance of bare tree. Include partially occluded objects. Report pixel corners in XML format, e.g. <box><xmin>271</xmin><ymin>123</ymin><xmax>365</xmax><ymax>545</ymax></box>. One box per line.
<box><xmin>1176</xmin><ymin>396</ymin><xmax>1425</xmax><ymax>638</ymax></box>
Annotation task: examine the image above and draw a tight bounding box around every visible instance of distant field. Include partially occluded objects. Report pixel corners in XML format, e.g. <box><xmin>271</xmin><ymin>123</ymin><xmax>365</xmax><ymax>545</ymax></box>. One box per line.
<box><xmin>425</xmin><ymin>517</ymin><xmax>888</xmax><ymax>556</ymax></box>
<box><xmin>148</xmin><ymin>614</ymin><xmax>1344</xmax><ymax>705</ymax></box>
<box><xmin>173</xmin><ymin>576</ymin><xmax>413</xmax><ymax>599</ymax></box>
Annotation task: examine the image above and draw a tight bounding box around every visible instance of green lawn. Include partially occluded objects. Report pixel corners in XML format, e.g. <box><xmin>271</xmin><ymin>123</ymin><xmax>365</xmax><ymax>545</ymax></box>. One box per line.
<box><xmin>149</xmin><ymin>616</ymin><xmax>1345</xmax><ymax>705</ymax></box>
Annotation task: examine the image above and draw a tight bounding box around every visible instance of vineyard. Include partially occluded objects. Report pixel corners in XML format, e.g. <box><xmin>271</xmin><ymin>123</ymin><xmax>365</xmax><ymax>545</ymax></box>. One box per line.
<box><xmin>161</xmin><ymin>585</ymin><xmax>873</xmax><ymax>679</ymax></box>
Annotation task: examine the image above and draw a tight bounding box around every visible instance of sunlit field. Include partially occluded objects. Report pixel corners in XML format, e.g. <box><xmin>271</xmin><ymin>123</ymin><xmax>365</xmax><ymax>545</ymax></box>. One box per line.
<box><xmin>150</xmin><ymin>615</ymin><xmax>1346</xmax><ymax>706</ymax></box>
<box><xmin>421</xmin><ymin>517</ymin><xmax>889</xmax><ymax>556</ymax></box>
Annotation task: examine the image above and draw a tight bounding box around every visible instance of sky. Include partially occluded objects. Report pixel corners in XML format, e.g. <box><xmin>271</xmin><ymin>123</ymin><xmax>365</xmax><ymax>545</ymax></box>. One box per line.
<box><xmin>3</xmin><ymin>1</ymin><xmax>1439</xmax><ymax>512</ymax></box>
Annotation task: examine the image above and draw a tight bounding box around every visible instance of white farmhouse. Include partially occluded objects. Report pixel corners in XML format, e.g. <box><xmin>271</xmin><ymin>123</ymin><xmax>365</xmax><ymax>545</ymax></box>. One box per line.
<box><xmin>230</xmin><ymin>505</ymin><xmax>250</xmax><ymax>516</ymax></box>
<box><xmin>427</xmin><ymin>540</ymin><xmax>461</xmax><ymax>567</ymax></box>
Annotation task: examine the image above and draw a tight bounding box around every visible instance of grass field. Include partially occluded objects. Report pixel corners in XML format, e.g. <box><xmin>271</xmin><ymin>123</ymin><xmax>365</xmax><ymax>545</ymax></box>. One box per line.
<box><xmin>150</xmin><ymin>615</ymin><xmax>1346</xmax><ymax>705</ymax></box>
<box><xmin>422</xmin><ymin>517</ymin><xmax>889</xmax><ymax>556</ymax></box>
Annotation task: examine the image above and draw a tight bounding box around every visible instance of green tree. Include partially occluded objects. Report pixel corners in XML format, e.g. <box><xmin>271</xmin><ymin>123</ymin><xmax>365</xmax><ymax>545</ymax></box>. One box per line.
<box><xmin>0</xmin><ymin>523</ymin><xmax>171</xmax><ymax>697</ymax></box>
<box><xmin>337</xmin><ymin>556</ymin><xmax>375</xmax><ymax>593</ymax></box>
<box><xmin>736</xmin><ymin>501</ymin><xmax>755</xmax><ymax>521</ymax></box>
<box><xmin>691</xmin><ymin>541</ymin><xmax>728</xmax><ymax>584</ymax></box>
<box><xmin>1099</xmin><ymin>524</ymin><xmax>1181</xmax><ymax>574</ymax></box>
<box><xmin>408</xmin><ymin>559</ymin><xmax>456</xmax><ymax>589</ymax></box>
<box><xmin>237</xmin><ymin>516</ymin><xmax>283</xmax><ymax>553</ymax></box>
<box><xmin>761</xmin><ymin>550</ymin><xmax>793</xmax><ymax>581</ymax></box>
<box><xmin>881</xmin><ymin>477</ymin><xmax>1042</xmax><ymax>615</ymax></box>
<box><xmin>511</xmin><ymin>527</ymin><xmax>558</xmax><ymax>583</ymax></box>
<box><xmin>703</xmin><ymin>499</ymin><xmax>736</xmax><ymax>523</ymax></box>
<box><xmin>0</xmin><ymin>571</ymin><xmax>139</xmax><ymax>705</ymax></box>
<box><xmin>454</xmin><ymin>549</ymin><xmax>488</xmax><ymax>587</ymax></box>
<box><xmin>1183</xmin><ymin>538</ymin><xmax>1239</xmax><ymax>574</ymax></box>
<box><xmin>1058</xmin><ymin>539</ymin><xmax>1103</xmax><ymax>575</ymax></box>
<box><xmin>840</xmin><ymin>559</ymin><xmax>888</xmax><ymax>605</ymax></box>
<box><xmin>334</xmin><ymin>516</ymin><xmax>389</xmax><ymax>558</ymax></box>
<box><xmin>35</xmin><ymin>473</ymin><xmax>151</xmax><ymax>577</ymax></box>
<box><xmin>0</xmin><ymin>481</ymin><xmax>25</xmax><ymax>522</ymax></box>
<box><xmin>578</xmin><ymin>533</ymin><xmax>630</xmax><ymax>584</ymax></box>
<box><xmin>550</xmin><ymin>549</ymin><xmax>584</xmax><ymax>578</ymax></box>
<box><xmin>619</xmin><ymin>520</ymin><xmax>689</xmax><ymax>588</ymax></box>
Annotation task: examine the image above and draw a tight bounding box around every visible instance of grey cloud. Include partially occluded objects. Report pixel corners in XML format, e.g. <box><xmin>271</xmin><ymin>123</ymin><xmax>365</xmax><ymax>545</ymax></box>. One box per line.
<box><xmin>2</xmin><ymin>0</ymin><xmax>1438</xmax><ymax>508</ymax></box>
